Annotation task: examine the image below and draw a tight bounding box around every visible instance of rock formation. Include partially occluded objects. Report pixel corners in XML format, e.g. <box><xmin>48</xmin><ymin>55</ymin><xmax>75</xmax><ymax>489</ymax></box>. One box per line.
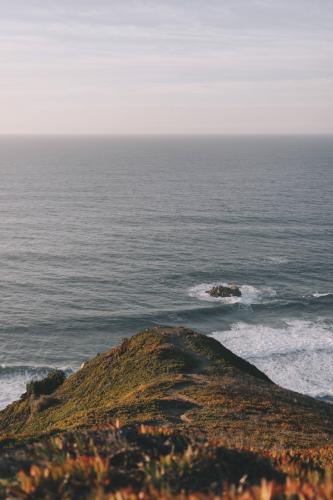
<box><xmin>207</xmin><ymin>284</ymin><xmax>241</xmax><ymax>297</ymax></box>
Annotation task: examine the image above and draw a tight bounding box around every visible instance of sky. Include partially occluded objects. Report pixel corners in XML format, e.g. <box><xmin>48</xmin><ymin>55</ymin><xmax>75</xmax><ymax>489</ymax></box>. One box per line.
<box><xmin>0</xmin><ymin>0</ymin><xmax>332</xmax><ymax>135</ymax></box>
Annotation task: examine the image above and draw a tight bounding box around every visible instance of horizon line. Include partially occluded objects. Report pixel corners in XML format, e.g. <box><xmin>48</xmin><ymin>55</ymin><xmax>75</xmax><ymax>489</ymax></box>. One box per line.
<box><xmin>0</xmin><ymin>132</ymin><xmax>332</xmax><ymax>138</ymax></box>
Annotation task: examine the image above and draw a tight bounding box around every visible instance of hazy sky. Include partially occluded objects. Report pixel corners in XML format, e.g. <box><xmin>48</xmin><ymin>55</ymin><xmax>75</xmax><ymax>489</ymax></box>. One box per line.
<box><xmin>1</xmin><ymin>0</ymin><xmax>332</xmax><ymax>134</ymax></box>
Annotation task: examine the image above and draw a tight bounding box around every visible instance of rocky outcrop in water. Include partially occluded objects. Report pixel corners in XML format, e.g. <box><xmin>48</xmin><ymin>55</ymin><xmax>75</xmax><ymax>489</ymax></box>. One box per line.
<box><xmin>207</xmin><ymin>284</ymin><xmax>241</xmax><ymax>298</ymax></box>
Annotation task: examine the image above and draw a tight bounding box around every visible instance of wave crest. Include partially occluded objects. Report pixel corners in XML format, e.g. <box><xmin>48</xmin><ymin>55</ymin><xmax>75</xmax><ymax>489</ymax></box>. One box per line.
<box><xmin>267</xmin><ymin>256</ymin><xmax>289</xmax><ymax>264</ymax></box>
<box><xmin>211</xmin><ymin>319</ymin><xmax>333</xmax><ymax>399</ymax></box>
<box><xmin>0</xmin><ymin>365</ymin><xmax>73</xmax><ymax>410</ymax></box>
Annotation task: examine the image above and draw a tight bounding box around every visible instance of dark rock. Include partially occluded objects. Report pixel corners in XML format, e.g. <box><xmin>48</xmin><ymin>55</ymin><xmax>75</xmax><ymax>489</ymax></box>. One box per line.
<box><xmin>26</xmin><ymin>369</ymin><xmax>66</xmax><ymax>397</ymax></box>
<box><xmin>207</xmin><ymin>284</ymin><xmax>241</xmax><ymax>298</ymax></box>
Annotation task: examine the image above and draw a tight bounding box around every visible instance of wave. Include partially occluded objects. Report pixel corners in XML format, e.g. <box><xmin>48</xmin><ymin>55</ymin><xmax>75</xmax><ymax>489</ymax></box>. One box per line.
<box><xmin>312</xmin><ymin>292</ymin><xmax>331</xmax><ymax>298</ymax></box>
<box><xmin>266</xmin><ymin>256</ymin><xmax>289</xmax><ymax>264</ymax></box>
<box><xmin>211</xmin><ymin>319</ymin><xmax>333</xmax><ymax>359</ymax></box>
<box><xmin>316</xmin><ymin>394</ymin><xmax>333</xmax><ymax>404</ymax></box>
<box><xmin>0</xmin><ymin>364</ymin><xmax>73</xmax><ymax>376</ymax></box>
<box><xmin>211</xmin><ymin>318</ymin><xmax>333</xmax><ymax>398</ymax></box>
<box><xmin>0</xmin><ymin>365</ymin><xmax>73</xmax><ymax>410</ymax></box>
<box><xmin>1</xmin><ymin>365</ymin><xmax>55</xmax><ymax>375</ymax></box>
<box><xmin>188</xmin><ymin>283</ymin><xmax>276</xmax><ymax>305</ymax></box>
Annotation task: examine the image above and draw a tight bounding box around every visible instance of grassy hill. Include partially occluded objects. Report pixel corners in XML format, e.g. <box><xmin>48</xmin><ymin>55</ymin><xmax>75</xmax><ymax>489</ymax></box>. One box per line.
<box><xmin>1</xmin><ymin>326</ymin><xmax>333</xmax><ymax>448</ymax></box>
<box><xmin>0</xmin><ymin>326</ymin><xmax>333</xmax><ymax>498</ymax></box>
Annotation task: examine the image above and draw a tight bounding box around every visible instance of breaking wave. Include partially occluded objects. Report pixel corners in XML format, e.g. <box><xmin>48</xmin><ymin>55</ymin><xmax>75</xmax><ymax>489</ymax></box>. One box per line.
<box><xmin>211</xmin><ymin>319</ymin><xmax>333</xmax><ymax>399</ymax></box>
<box><xmin>0</xmin><ymin>365</ymin><xmax>73</xmax><ymax>410</ymax></box>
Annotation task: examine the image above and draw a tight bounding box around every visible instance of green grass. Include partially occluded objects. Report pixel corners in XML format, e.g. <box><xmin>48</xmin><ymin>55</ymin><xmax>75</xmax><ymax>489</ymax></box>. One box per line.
<box><xmin>1</xmin><ymin>326</ymin><xmax>333</xmax><ymax>498</ymax></box>
<box><xmin>1</xmin><ymin>326</ymin><xmax>333</xmax><ymax>449</ymax></box>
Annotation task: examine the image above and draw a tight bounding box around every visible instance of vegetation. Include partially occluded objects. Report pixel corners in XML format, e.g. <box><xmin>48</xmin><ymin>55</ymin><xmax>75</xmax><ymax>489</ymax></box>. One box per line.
<box><xmin>1</xmin><ymin>425</ymin><xmax>333</xmax><ymax>499</ymax></box>
<box><xmin>0</xmin><ymin>326</ymin><xmax>332</xmax><ymax>498</ymax></box>
<box><xmin>26</xmin><ymin>370</ymin><xmax>66</xmax><ymax>398</ymax></box>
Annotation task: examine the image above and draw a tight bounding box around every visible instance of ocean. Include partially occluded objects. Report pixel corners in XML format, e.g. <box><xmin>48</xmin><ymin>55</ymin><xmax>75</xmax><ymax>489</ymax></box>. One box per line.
<box><xmin>0</xmin><ymin>135</ymin><xmax>332</xmax><ymax>409</ymax></box>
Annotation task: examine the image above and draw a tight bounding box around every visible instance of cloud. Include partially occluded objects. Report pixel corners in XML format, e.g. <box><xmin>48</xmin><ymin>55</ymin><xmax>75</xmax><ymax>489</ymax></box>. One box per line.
<box><xmin>0</xmin><ymin>0</ymin><xmax>332</xmax><ymax>133</ymax></box>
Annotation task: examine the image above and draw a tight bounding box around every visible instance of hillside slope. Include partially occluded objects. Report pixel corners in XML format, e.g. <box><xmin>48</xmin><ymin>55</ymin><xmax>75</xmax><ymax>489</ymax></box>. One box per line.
<box><xmin>1</xmin><ymin>326</ymin><xmax>333</xmax><ymax>448</ymax></box>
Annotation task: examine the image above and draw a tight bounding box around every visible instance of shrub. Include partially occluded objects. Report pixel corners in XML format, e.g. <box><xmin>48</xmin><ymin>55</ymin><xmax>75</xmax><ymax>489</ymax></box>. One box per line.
<box><xmin>26</xmin><ymin>370</ymin><xmax>66</xmax><ymax>397</ymax></box>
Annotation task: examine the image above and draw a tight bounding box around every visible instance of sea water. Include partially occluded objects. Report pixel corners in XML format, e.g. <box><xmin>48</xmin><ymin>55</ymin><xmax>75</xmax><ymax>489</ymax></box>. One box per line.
<box><xmin>0</xmin><ymin>135</ymin><xmax>332</xmax><ymax>408</ymax></box>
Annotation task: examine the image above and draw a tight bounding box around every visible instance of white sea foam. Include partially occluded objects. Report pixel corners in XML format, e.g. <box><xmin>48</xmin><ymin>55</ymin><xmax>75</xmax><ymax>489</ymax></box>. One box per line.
<box><xmin>267</xmin><ymin>256</ymin><xmax>289</xmax><ymax>264</ymax></box>
<box><xmin>0</xmin><ymin>365</ymin><xmax>73</xmax><ymax>410</ymax></box>
<box><xmin>188</xmin><ymin>283</ymin><xmax>276</xmax><ymax>305</ymax></box>
<box><xmin>211</xmin><ymin>319</ymin><xmax>333</xmax><ymax>398</ymax></box>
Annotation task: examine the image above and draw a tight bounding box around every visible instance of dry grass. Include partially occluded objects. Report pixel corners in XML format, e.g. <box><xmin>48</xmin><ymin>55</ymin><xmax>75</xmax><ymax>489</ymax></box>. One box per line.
<box><xmin>1</xmin><ymin>425</ymin><xmax>332</xmax><ymax>499</ymax></box>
